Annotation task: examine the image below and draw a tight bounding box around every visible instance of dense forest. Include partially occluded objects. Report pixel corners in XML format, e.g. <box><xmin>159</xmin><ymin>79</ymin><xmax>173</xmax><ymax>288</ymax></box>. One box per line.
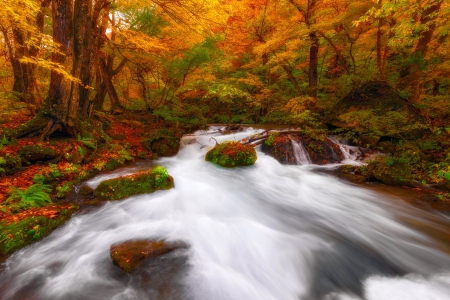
<box><xmin>0</xmin><ymin>0</ymin><xmax>450</xmax><ymax>257</ymax></box>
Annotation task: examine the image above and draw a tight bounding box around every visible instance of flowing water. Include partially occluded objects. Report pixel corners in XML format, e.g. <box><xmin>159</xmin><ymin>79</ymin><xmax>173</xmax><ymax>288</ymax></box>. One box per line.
<box><xmin>291</xmin><ymin>139</ymin><xmax>312</xmax><ymax>165</ymax></box>
<box><xmin>2</xmin><ymin>127</ymin><xmax>450</xmax><ymax>300</ymax></box>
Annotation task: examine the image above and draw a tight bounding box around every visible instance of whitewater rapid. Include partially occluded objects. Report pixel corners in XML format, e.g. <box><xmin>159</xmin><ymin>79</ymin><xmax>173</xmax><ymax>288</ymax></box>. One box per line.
<box><xmin>1</xmin><ymin>127</ymin><xmax>450</xmax><ymax>300</ymax></box>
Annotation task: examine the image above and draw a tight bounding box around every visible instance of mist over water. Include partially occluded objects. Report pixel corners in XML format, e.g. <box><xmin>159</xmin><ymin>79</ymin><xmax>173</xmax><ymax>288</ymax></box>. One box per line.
<box><xmin>2</xmin><ymin>127</ymin><xmax>450</xmax><ymax>300</ymax></box>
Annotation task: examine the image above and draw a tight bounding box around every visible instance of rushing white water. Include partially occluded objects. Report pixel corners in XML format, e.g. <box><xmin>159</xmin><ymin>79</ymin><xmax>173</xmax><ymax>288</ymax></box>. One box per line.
<box><xmin>2</xmin><ymin>127</ymin><xmax>450</xmax><ymax>300</ymax></box>
<box><xmin>291</xmin><ymin>139</ymin><xmax>312</xmax><ymax>165</ymax></box>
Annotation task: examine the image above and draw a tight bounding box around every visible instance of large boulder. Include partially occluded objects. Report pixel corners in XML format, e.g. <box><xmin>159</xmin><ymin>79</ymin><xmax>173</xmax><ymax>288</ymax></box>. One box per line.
<box><xmin>110</xmin><ymin>239</ymin><xmax>188</xmax><ymax>273</ymax></box>
<box><xmin>261</xmin><ymin>134</ymin><xmax>344</xmax><ymax>165</ymax></box>
<box><xmin>205</xmin><ymin>141</ymin><xmax>257</xmax><ymax>168</ymax></box>
<box><xmin>326</xmin><ymin>81</ymin><xmax>425</xmax><ymax>139</ymax></box>
<box><xmin>94</xmin><ymin>166</ymin><xmax>174</xmax><ymax>200</ymax></box>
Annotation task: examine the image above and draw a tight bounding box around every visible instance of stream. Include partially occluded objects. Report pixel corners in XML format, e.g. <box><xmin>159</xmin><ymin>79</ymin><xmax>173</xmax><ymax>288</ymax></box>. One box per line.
<box><xmin>1</xmin><ymin>127</ymin><xmax>450</xmax><ymax>300</ymax></box>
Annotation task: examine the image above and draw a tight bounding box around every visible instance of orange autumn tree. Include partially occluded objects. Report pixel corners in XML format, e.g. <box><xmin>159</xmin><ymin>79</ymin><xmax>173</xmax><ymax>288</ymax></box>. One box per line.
<box><xmin>13</xmin><ymin>0</ymin><xmax>226</xmax><ymax>139</ymax></box>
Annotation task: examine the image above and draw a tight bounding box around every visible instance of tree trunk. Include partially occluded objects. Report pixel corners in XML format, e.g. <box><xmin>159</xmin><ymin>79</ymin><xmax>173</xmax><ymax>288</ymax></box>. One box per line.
<box><xmin>408</xmin><ymin>1</ymin><xmax>442</xmax><ymax>103</ymax></box>
<box><xmin>282</xmin><ymin>64</ymin><xmax>303</xmax><ymax>96</ymax></box>
<box><xmin>16</xmin><ymin>0</ymin><xmax>108</xmax><ymax>139</ymax></box>
<box><xmin>309</xmin><ymin>31</ymin><xmax>319</xmax><ymax>98</ymax></box>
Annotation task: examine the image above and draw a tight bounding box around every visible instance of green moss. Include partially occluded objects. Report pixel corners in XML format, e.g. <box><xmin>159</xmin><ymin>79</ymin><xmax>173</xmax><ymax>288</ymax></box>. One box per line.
<box><xmin>142</xmin><ymin>128</ymin><xmax>181</xmax><ymax>157</ymax></box>
<box><xmin>18</xmin><ymin>144</ymin><xmax>57</xmax><ymax>163</ymax></box>
<box><xmin>0</xmin><ymin>153</ymin><xmax>22</xmax><ymax>176</ymax></box>
<box><xmin>264</xmin><ymin>132</ymin><xmax>279</xmax><ymax>146</ymax></box>
<box><xmin>94</xmin><ymin>167</ymin><xmax>174</xmax><ymax>200</ymax></box>
<box><xmin>205</xmin><ymin>141</ymin><xmax>257</xmax><ymax>168</ymax></box>
<box><xmin>0</xmin><ymin>205</ymin><xmax>79</xmax><ymax>259</ymax></box>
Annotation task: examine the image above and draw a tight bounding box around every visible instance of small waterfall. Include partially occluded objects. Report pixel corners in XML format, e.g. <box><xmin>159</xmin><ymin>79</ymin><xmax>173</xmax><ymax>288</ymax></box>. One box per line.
<box><xmin>328</xmin><ymin>136</ymin><xmax>368</xmax><ymax>165</ymax></box>
<box><xmin>291</xmin><ymin>139</ymin><xmax>312</xmax><ymax>165</ymax></box>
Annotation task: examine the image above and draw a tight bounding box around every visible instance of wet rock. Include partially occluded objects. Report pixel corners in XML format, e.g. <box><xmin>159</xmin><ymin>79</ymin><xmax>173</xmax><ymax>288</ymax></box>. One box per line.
<box><xmin>304</xmin><ymin>137</ymin><xmax>344</xmax><ymax>165</ymax></box>
<box><xmin>18</xmin><ymin>144</ymin><xmax>57</xmax><ymax>163</ymax></box>
<box><xmin>110</xmin><ymin>239</ymin><xmax>189</xmax><ymax>273</ymax></box>
<box><xmin>261</xmin><ymin>134</ymin><xmax>344</xmax><ymax>165</ymax></box>
<box><xmin>79</xmin><ymin>185</ymin><xmax>94</xmax><ymax>196</ymax></box>
<box><xmin>94</xmin><ymin>166</ymin><xmax>174</xmax><ymax>200</ymax></box>
<box><xmin>205</xmin><ymin>141</ymin><xmax>257</xmax><ymax>168</ymax></box>
<box><xmin>219</xmin><ymin>125</ymin><xmax>245</xmax><ymax>135</ymax></box>
<box><xmin>261</xmin><ymin>135</ymin><xmax>297</xmax><ymax>165</ymax></box>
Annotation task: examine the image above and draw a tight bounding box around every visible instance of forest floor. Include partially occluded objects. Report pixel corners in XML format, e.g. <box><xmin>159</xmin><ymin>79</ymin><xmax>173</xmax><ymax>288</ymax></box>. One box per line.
<box><xmin>0</xmin><ymin>106</ymin><xmax>178</xmax><ymax>259</ymax></box>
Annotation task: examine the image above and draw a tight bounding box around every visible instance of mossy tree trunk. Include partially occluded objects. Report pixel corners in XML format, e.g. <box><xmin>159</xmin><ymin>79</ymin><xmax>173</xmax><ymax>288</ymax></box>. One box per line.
<box><xmin>15</xmin><ymin>0</ymin><xmax>109</xmax><ymax>139</ymax></box>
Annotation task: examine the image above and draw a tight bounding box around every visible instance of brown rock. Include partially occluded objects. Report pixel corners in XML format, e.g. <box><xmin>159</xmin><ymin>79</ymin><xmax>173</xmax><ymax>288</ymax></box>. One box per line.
<box><xmin>79</xmin><ymin>185</ymin><xmax>94</xmax><ymax>196</ymax></box>
<box><xmin>110</xmin><ymin>239</ymin><xmax>188</xmax><ymax>273</ymax></box>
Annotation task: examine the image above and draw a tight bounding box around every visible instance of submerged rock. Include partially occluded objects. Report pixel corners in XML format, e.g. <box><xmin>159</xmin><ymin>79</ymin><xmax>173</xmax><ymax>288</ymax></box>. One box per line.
<box><xmin>205</xmin><ymin>141</ymin><xmax>257</xmax><ymax>168</ymax></box>
<box><xmin>93</xmin><ymin>166</ymin><xmax>174</xmax><ymax>200</ymax></box>
<box><xmin>110</xmin><ymin>239</ymin><xmax>189</xmax><ymax>273</ymax></box>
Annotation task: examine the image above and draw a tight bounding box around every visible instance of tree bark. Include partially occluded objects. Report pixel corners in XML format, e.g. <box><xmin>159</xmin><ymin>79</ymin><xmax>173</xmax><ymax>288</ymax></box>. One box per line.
<box><xmin>408</xmin><ymin>1</ymin><xmax>442</xmax><ymax>103</ymax></box>
<box><xmin>309</xmin><ymin>31</ymin><xmax>319</xmax><ymax>98</ymax></box>
<box><xmin>282</xmin><ymin>64</ymin><xmax>303</xmax><ymax>96</ymax></box>
<box><xmin>17</xmin><ymin>0</ymin><xmax>108</xmax><ymax>139</ymax></box>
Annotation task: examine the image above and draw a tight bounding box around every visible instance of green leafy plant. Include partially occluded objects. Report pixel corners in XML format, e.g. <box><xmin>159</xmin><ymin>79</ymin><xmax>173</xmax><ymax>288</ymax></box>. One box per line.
<box><xmin>33</xmin><ymin>164</ymin><xmax>61</xmax><ymax>184</ymax></box>
<box><xmin>56</xmin><ymin>182</ymin><xmax>73</xmax><ymax>198</ymax></box>
<box><xmin>151</xmin><ymin>166</ymin><xmax>169</xmax><ymax>186</ymax></box>
<box><xmin>265</xmin><ymin>132</ymin><xmax>279</xmax><ymax>146</ymax></box>
<box><xmin>77</xmin><ymin>135</ymin><xmax>96</xmax><ymax>150</ymax></box>
<box><xmin>5</xmin><ymin>184</ymin><xmax>53</xmax><ymax>210</ymax></box>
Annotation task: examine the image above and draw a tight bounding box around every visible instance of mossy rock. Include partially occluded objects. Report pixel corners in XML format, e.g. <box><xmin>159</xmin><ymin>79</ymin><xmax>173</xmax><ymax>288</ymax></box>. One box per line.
<box><xmin>65</xmin><ymin>145</ymin><xmax>88</xmax><ymax>164</ymax></box>
<box><xmin>205</xmin><ymin>141</ymin><xmax>257</xmax><ymax>168</ymax></box>
<box><xmin>94</xmin><ymin>166</ymin><xmax>174</xmax><ymax>200</ymax></box>
<box><xmin>0</xmin><ymin>153</ymin><xmax>22</xmax><ymax>176</ymax></box>
<box><xmin>142</xmin><ymin>128</ymin><xmax>181</xmax><ymax>157</ymax></box>
<box><xmin>336</xmin><ymin>165</ymin><xmax>367</xmax><ymax>184</ymax></box>
<box><xmin>79</xmin><ymin>185</ymin><xmax>94</xmax><ymax>196</ymax></box>
<box><xmin>110</xmin><ymin>239</ymin><xmax>188</xmax><ymax>273</ymax></box>
<box><xmin>18</xmin><ymin>144</ymin><xmax>57</xmax><ymax>163</ymax></box>
<box><xmin>365</xmin><ymin>160</ymin><xmax>414</xmax><ymax>186</ymax></box>
<box><xmin>0</xmin><ymin>204</ymin><xmax>79</xmax><ymax>259</ymax></box>
<box><xmin>326</xmin><ymin>81</ymin><xmax>426</xmax><ymax>138</ymax></box>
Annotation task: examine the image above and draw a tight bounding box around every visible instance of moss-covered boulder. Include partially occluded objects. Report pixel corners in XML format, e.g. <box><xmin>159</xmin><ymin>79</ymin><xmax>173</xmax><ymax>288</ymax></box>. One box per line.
<box><xmin>205</xmin><ymin>141</ymin><xmax>257</xmax><ymax>168</ymax></box>
<box><xmin>0</xmin><ymin>204</ymin><xmax>79</xmax><ymax>259</ymax></box>
<box><xmin>326</xmin><ymin>81</ymin><xmax>426</xmax><ymax>139</ymax></box>
<box><xmin>364</xmin><ymin>160</ymin><xmax>415</xmax><ymax>186</ymax></box>
<box><xmin>18</xmin><ymin>144</ymin><xmax>57</xmax><ymax>163</ymax></box>
<box><xmin>142</xmin><ymin>128</ymin><xmax>181</xmax><ymax>157</ymax></box>
<box><xmin>110</xmin><ymin>239</ymin><xmax>188</xmax><ymax>273</ymax></box>
<box><xmin>0</xmin><ymin>153</ymin><xmax>22</xmax><ymax>176</ymax></box>
<box><xmin>93</xmin><ymin>166</ymin><xmax>174</xmax><ymax>200</ymax></box>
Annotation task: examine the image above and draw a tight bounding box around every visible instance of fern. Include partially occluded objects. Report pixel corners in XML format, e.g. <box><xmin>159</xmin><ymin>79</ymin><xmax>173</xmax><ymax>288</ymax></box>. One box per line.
<box><xmin>6</xmin><ymin>184</ymin><xmax>53</xmax><ymax>209</ymax></box>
